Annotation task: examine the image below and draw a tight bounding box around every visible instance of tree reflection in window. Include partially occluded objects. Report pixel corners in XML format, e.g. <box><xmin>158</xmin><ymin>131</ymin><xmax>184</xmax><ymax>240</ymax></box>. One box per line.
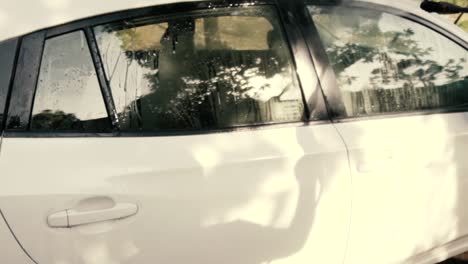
<box><xmin>94</xmin><ymin>6</ymin><xmax>305</xmax><ymax>131</ymax></box>
<box><xmin>311</xmin><ymin>6</ymin><xmax>468</xmax><ymax>117</ymax></box>
<box><xmin>32</xmin><ymin>110</ymin><xmax>80</xmax><ymax>130</ymax></box>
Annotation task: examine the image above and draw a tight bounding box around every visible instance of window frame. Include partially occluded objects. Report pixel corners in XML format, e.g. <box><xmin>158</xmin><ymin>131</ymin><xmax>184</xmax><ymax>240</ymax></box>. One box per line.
<box><xmin>0</xmin><ymin>37</ymin><xmax>20</xmax><ymax>133</ymax></box>
<box><xmin>5</xmin><ymin>30</ymin><xmax>116</xmax><ymax>135</ymax></box>
<box><xmin>5</xmin><ymin>31</ymin><xmax>47</xmax><ymax>132</ymax></box>
<box><xmin>302</xmin><ymin>0</ymin><xmax>468</xmax><ymax>123</ymax></box>
<box><xmin>3</xmin><ymin>0</ymin><xmax>330</xmax><ymax>138</ymax></box>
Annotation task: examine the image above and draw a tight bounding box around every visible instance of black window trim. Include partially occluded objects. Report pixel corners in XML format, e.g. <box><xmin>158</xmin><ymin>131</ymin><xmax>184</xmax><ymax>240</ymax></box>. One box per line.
<box><xmin>84</xmin><ymin>27</ymin><xmax>120</xmax><ymax>130</ymax></box>
<box><xmin>3</xmin><ymin>0</ymin><xmax>331</xmax><ymax>138</ymax></box>
<box><xmin>0</xmin><ymin>37</ymin><xmax>21</xmax><ymax>133</ymax></box>
<box><xmin>302</xmin><ymin>0</ymin><xmax>468</xmax><ymax>123</ymax></box>
<box><xmin>2</xmin><ymin>120</ymin><xmax>330</xmax><ymax>138</ymax></box>
<box><xmin>277</xmin><ymin>0</ymin><xmax>330</xmax><ymax>120</ymax></box>
<box><xmin>293</xmin><ymin>0</ymin><xmax>344</xmax><ymax>119</ymax></box>
<box><xmin>5</xmin><ymin>31</ymin><xmax>47</xmax><ymax>132</ymax></box>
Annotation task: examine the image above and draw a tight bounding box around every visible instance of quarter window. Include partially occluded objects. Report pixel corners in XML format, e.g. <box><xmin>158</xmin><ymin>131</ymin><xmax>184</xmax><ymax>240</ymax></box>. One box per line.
<box><xmin>31</xmin><ymin>31</ymin><xmax>111</xmax><ymax>131</ymax></box>
<box><xmin>94</xmin><ymin>5</ymin><xmax>305</xmax><ymax>131</ymax></box>
<box><xmin>309</xmin><ymin>6</ymin><xmax>468</xmax><ymax>118</ymax></box>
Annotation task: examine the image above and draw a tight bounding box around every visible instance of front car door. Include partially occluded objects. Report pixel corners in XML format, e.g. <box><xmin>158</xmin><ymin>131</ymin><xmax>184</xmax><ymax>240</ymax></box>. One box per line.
<box><xmin>0</xmin><ymin>1</ymin><xmax>352</xmax><ymax>264</ymax></box>
<box><xmin>304</xmin><ymin>1</ymin><xmax>468</xmax><ymax>263</ymax></box>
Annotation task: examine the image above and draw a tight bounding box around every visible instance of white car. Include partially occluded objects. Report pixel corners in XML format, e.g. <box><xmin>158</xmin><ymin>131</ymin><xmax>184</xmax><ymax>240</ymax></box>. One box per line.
<box><xmin>0</xmin><ymin>0</ymin><xmax>467</xmax><ymax>263</ymax></box>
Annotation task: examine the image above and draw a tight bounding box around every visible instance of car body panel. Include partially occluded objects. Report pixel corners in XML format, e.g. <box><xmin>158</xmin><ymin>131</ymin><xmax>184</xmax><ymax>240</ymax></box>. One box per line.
<box><xmin>336</xmin><ymin>112</ymin><xmax>468</xmax><ymax>264</ymax></box>
<box><xmin>0</xmin><ymin>125</ymin><xmax>351</xmax><ymax>264</ymax></box>
<box><xmin>0</xmin><ymin>210</ymin><xmax>35</xmax><ymax>264</ymax></box>
<box><xmin>0</xmin><ymin>0</ymin><xmax>467</xmax><ymax>263</ymax></box>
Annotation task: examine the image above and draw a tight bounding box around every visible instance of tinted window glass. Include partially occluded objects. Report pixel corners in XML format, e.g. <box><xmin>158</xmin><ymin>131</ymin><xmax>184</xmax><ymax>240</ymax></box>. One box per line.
<box><xmin>310</xmin><ymin>6</ymin><xmax>468</xmax><ymax>117</ymax></box>
<box><xmin>31</xmin><ymin>31</ymin><xmax>111</xmax><ymax>131</ymax></box>
<box><xmin>193</xmin><ymin>16</ymin><xmax>274</xmax><ymax>50</ymax></box>
<box><xmin>0</xmin><ymin>38</ymin><xmax>18</xmax><ymax>129</ymax></box>
<box><xmin>94</xmin><ymin>6</ymin><xmax>305</xmax><ymax>131</ymax></box>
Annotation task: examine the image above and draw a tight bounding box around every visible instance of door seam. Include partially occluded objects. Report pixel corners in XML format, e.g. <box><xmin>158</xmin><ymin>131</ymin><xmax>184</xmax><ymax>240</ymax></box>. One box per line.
<box><xmin>332</xmin><ymin>123</ymin><xmax>354</xmax><ymax>264</ymax></box>
<box><xmin>0</xmin><ymin>209</ymin><xmax>39</xmax><ymax>264</ymax></box>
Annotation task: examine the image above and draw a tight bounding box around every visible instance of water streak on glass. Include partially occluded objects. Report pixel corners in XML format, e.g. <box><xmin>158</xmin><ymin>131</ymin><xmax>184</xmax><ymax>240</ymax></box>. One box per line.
<box><xmin>32</xmin><ymin>30</ymin><xmax>110</xmax><ymax>131</ymax></box>
<box><xmin>94</xmin><ymin>6</ymin><xmax>305</xmax><ymax>131</ymax></box>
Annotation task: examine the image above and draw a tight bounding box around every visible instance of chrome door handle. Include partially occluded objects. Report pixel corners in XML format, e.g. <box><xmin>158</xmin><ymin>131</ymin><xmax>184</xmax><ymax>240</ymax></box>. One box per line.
<box><xmin>48</xmin><ymin>203</ymin><xmax>138</xmax><ymax>228</ymax></box>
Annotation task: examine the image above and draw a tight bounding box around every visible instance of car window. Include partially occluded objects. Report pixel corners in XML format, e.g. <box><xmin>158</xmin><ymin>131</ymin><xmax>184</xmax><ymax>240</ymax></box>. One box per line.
<box><xmin>94</xmin><ymin>5</ymin><xmax>305</xmax><ymax>131</ymax></box>
<box><xmin>31</xmin><ymin>30</ymin><xmax>111</xmax><ymax>131</ymax></box>
<box><xmin>0</xmin><ymin>39</ymin><xmax>19</xmax><ymax>129</ymax></box>
<box><xmin>309</xmin><ymin>6</ymin><xmax>468</xmax><ymax>118</ymax></box>
<box><xmin>193</xmin><ymin>16</ymin><xmax>273</xmax><ymax>50</ymax></box>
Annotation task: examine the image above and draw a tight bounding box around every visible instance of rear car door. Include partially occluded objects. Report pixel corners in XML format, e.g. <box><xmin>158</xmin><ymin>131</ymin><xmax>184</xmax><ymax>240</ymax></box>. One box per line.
<box><xmin>304</xmin><ymin>2</ymin><xmax>468</xmax><ymax>263</ymax></box>
<box><xmin>0</xmin><ymin>2</ymin><xmax>352</xmax><ymax>264</ymax></box>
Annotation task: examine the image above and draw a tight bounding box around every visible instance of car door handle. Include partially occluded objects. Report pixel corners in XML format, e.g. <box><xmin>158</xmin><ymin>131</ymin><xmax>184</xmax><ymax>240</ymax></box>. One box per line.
<box><xmin>48</xmin><ymin>203</ymin><xmax>138</xmax><ymax>228</ymax></box>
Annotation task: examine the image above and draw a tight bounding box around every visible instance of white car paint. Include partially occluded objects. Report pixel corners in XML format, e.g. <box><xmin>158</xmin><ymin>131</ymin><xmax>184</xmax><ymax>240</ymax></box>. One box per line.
<box><xmin>336</xmin><ymin>112</ymin><xmax>468</xmax><ymax>264</ymax></box>
<box><xmin>0</xmin><ymin>125</ymin><xmax>351</xmax><ymax>264</ymax></box>
<box><xmin>0</xmin><ymin>0</ymin><xmax>467</xmax><ymax>263</ymax></box>
<box><xmin>0</xmin><ymin>210</ymin><xmax>35</xmax><ymax>264</ymax></box>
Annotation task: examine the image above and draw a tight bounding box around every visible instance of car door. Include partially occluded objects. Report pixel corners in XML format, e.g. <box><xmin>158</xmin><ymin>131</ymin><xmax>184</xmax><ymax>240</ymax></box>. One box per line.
<box><xmin>0</xmin><ymin>2</ymin><xmax>352</xmax><ymax>264</ymax></box>
<box><xmin>305</xmin><ymin>2</ymin><xmax>468</xmax><ymax>263</ymax></box>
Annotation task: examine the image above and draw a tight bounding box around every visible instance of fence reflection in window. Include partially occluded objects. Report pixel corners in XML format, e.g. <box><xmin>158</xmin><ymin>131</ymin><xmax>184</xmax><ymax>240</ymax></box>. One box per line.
<box><xmin>311</xmin><ymin>6</ymin><xmax>468</xmax><ymax>117</ymax></box>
